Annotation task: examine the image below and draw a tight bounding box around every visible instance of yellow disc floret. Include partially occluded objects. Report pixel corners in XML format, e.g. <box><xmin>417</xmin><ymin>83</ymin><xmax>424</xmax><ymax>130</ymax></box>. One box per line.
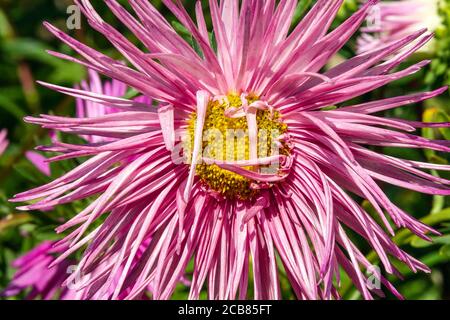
<box><xmin>186</xmin><ymin>94</ymin><xmax>288</xmax><ymax>200</ymax></box>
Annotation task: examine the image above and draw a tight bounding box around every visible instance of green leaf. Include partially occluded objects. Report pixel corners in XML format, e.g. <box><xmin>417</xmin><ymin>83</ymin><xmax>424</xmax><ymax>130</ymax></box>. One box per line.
<box><xmin>399</xmin><ymin>276</ymin><xmax>442</xmax><ymax>300</ymax></box>
<box><xmin>410</xmin><ymin>235</ymin><xmax>450</xmax><ymax>248</ymax></box>
<box><xmin>0</xmin><ymin>93</ymin><xmax>26</xmax><ymax>120</ymax></box>
<box><xmin>171</xmin><ymin>21</ymin><xmax>192</xmax><ymax>43</ymax></box>
<box><xmin>171</xmin><ymin>20</ymin><xmax>205</xmax><ymax>57</ymax></box>
<box><xmin>410</xmin><ymin>237</ymin><xmax>433</xmax><ymax>248</ymax></box>
<box><xmin>12</xmin><ymin>160</ymin><xmax>50</xmax><ymax>185</ymax></box>
<box><xmin>124</xmin><ymin>88</ymin><xmax>140</xmax><ymax>100</ymax></box>
<box><xmin>292</xmin><ymin>0</ymin><xmax>313</xmax><ymax>26</ymax></box>
<box><xmin>1</xmin><ymin>38</ymin><xmax>85</xmax><ymax>84</ymax></box>
<box><xmin>1</xmin><ymin>38</ymin><xmax>57</xmax><ymax>65</ymax></box>
<box><xmin>48</xmin><ymin>60</ymin><xmax>86</xmax><ymax>84</ymax></box>
<box><xmin>0</xmin><ymin>9</ymin><xmax>13</xmax><ymax>39</ymax></box>
<box><xmin>439</xmin><ymin>244</ymin><xmax>450</xmax><ymax>258</ymax></box>
<box><xmin>0</xmin><ymin>213</ymin><xmax>32</xmax><ymax>233</ymax></box>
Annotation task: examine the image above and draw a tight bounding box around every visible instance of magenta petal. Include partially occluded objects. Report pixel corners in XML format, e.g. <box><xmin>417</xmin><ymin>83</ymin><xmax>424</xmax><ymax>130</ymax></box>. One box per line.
<box><xmin>26</xmin><ymin>151</ymin><xmax>51</xmax><ymax>176</ymax></box>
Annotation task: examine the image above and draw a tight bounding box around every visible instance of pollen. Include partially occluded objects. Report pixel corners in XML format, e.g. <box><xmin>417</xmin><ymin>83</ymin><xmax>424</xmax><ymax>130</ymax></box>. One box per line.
<box><xmin>186</xmin><ymin>94</ymin><xmax>288</xmax><ymax>200</ymax></box>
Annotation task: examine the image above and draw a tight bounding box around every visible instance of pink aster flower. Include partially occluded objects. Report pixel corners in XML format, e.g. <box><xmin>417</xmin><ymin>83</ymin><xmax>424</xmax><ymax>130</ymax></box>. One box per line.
<box><xmin>75</xmin><ymin>69</ymin><xmax>127</xmax><ymax>143</ymax></box>
<box><xmin>2</xmin><ymin>239</ymin><xmax>153</xmax><ymax>301</ymax></box>
<box><xmin>76</xmin><ymin>68</ymin><xmax>152</xmax><ymax>144</ymax></box>
<box><xmin>76</xmin><ymin>70</ymin><xmax>126</xmax><ymax>118</ymax></box>
<box><xmin>357</xmin><ymin>0</ymin><xmax>441</xmax><ymax>54</ymax></box>
<box><xmin>2</xmin><ymin>241</ymin><xmax>75</xmax><ymax>300</ymax></box>
<box><xmin>12</xmin><ymin>0</ymin><xmax>450</xmax><ymax>300</ymax></box>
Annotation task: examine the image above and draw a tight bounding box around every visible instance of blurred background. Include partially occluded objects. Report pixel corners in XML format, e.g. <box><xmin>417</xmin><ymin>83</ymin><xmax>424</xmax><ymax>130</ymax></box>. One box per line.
<box><xmin>0</xmin><ymin>0</ymin><xmax>449</xmax><ymax>300</ymax></box>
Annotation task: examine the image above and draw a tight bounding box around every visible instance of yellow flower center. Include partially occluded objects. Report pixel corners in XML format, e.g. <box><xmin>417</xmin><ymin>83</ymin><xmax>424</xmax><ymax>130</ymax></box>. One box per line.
<box><xmin>186</xmin><ymin>94</ymin><xmax>288</xmax><ymax>200</ymax></box>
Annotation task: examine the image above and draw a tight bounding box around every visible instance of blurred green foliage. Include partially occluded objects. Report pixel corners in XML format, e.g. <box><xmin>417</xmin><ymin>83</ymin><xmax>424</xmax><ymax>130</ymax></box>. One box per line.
<box><xmin>0</xmin><ymin>0</ymin><xmax>449</xmax><ymax>300</ymax></box>
<box><xmin>426</xmin><ymin>0</ymin><xmax>450</xmax><ymax>90</ymax></box>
